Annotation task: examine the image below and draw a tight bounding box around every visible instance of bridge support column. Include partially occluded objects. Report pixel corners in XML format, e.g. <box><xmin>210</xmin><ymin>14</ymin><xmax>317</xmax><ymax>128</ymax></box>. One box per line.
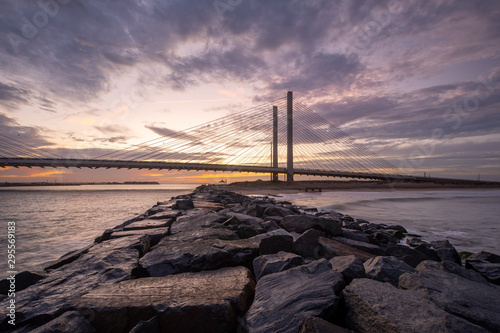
<box><xmin>272</xmin><ymin>106</ymin><xmax>279</xmax><ymax>182</ymax></box>
<box><xmin>287</xmin><ymin>91</ymin><xmax>294</xmax><ymax>182</ymax></box>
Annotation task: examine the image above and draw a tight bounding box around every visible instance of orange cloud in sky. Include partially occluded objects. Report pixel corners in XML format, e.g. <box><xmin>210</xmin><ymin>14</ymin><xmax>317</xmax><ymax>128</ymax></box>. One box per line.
<box><xmin>0</xmin><ymin>170</ymin><xmax>73</xmax><ymax>178</ymax></box>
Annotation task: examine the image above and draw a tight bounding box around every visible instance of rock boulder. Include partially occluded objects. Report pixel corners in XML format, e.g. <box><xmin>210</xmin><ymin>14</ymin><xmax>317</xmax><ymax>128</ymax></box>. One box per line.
<box><xmin>465</xmin><ymin>259</ymin><xmax>500</xmax><ymax>285</ymax></box>
<box><xmin>73</xmin><ymin>266</ymin><xmax>255</xmax><ymax>333</ymax></box>
<box><xmin>431</xmin><ymin>240</ymin><xmax>461</xmax><ymax>265</ymax></box>
<box><xmin>329</xmin><ymin>255</ymin><xmax>366</xmax><ymax>283</ymax></box>
<box><xmin>385</xmin><ymin>243</ymin><xmax>430</xmax><ymax>267</ymax></box>
<box><xmin>244</xmin><ymin>259</ymin><xmax>345</xmax><ymax>333</ymax></box>
<box><xmin>139</xmin><ymin>237</ymin><xmax>260</xmax><ymax>276</ymax></box>
<box><xmin>281</xmin><ymin>215</ymin><xmax>342</xmax><ymax>237</ymax></box>
<box><xmin>253</xmin><ymin>251</ymin><xmax>304</xmax><ymax>280</ymax></box>
<box><xmin>175</xmin><ymin>199</ymin><xmax>194</xmax><ymax>210</ymax></box>
<box><xmin>468</xmin><ymin>251</ymin><xmax>500</xmax><ymax>263</ymax></box>
<box><xmin>330</xmin><ymin>237</ymin><xmax>384</xmax><ymax>256</ymax></box>
<box><xmin>0</xmin><ymin>236</ymin><xmax>141</xmax><ymax>328</ymax></box>
<box><xmin>363</xmin><ymin>256</ymin><xmax>415</xmax><ymax>287</ymax></box>
<box><xmin>416</xmin><ymin>260</ymin><xmax>489</xmax><ymax>285</ymax></box>
<box><xmin>399</xmin><ymin>267</ymin><xmax>500</xmax><ymax>332</ymax></box>
<box><xmin>319</xmin><ymin>237</ymin><xmax>376</xmax><ymax>262</ymax></box>
<box><xmin>294</xmin><ymin>229</ymin><xmax>322</xmax><ymax>259</ymax></box>
<box><xmin>344</xmin><ymin>279</ymin><xmax>488</xmax><ymax>333</ymax></box>
<box><xmin>0</xmin><ymin>271</ymin><xmax>44</xmax><ymax>295</ymax></box>
<box><xmin>259</xmin><ymin>234</ymin><xmax>294</xmax><ymax>255</ymax></box>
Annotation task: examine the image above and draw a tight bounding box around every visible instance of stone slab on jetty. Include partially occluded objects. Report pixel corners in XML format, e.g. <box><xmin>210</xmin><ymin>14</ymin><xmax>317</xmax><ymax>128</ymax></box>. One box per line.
<box><xmin>73</xmin><ymin>266</ymin><xmax>255</xmax><ymax>333</ymax></box>
<box><xmin>1</xmin><ymin>185</ymin><xmax>500</xmax><ymax>332</ymax></box>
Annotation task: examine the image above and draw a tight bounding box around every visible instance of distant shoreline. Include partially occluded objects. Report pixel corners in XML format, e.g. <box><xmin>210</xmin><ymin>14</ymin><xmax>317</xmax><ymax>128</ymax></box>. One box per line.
<box><xmin>216</xmin><ymin>180</ymin><xmax>500</xmax><ymax>195</ymax></box>
<box><xmin>0</xmin><ymin>181</ymin><xmax>160</xmax><ymax>187</ymax></box>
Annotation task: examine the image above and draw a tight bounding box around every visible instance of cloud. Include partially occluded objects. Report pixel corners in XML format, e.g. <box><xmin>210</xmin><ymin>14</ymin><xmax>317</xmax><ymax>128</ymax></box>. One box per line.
<box><xmin>1</xmin><ymin>0</ymin><xmax>498</xmax><ymax>106</ymax></box>
<box><xmin>143</xmin><ymin>173</ymin><xmax>164</xmax><ymax>177</ymax></box>
<box><xmin>0</xmin><ymin>170</ymin><xmax>73</xmax><ymax>178</ymax></box>
<box><xmin>30</xmin><ymin>170</ymin><xmax>73</xmax><ymax>178</ymax></box>
<box><xmin>94</xmin><ymin>124</ymin><xmax>130</xmax><ymax>134</ymax></box>
<box><xmin>93</xmin><ymin>136</ymin><xmax>128</xmax><ymax>144</ymax></box>
<box><xmin>162</xmin><ymin>47</ymin><xmax>267</xmax><ymax>91</ymax></box>
<box><xmin>0</xmin><ymin>113</ymin><xmax>54</xmax><ymax>150</ymax></box>
<box><xmin>312</xmin><ymin>95</ymin><xmax>397</xmax><ymax>125</ymax></box>
<box><xmin>221</xmin><ymin>0</ymin><xmax>344</xmax><ymax>52</ymax></box>
<box><xmin>269</xmin><ymin>52</ymin><xmax>363</xmax><ymax>93</ymax></box>
<box><xmin>145</xmin><ymin>125</ymin><xmax>201</xmax><ymax>142</ymax></box>
<box><xmin>203</xmin><ymin>102</ymin><xmax>245</xmax><ymax>113</ymax></box>
<box><xmin>0</xmin><ymin>82</ymin><xmax>29</xmax><ymax>109</ymax></box>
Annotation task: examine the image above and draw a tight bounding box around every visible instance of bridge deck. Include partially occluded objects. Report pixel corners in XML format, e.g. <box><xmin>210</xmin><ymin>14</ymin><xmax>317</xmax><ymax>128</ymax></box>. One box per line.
<box><xmin>1</xmin><ymin>157</ymin><xmax>496</xmax><ymax>185</ymax></box>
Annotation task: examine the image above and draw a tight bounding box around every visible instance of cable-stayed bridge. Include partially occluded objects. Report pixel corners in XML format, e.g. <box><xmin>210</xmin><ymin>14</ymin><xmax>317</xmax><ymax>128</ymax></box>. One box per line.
<box><xmin>0</xmin><ymin>92</ymin><xmax>492</xmax><ymax>184</ymax></box>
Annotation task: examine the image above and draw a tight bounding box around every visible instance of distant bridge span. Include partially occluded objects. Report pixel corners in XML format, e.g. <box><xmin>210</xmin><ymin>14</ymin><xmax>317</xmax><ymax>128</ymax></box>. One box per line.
<box><xmin>0</xmin><ymin>157</ymin><xmax>410</xmax><ymax>181</ymax></box>
<box><xmin>1</xmin><ymin>157</ymin><xmax>493</xmax><ymax>185</ymax></box>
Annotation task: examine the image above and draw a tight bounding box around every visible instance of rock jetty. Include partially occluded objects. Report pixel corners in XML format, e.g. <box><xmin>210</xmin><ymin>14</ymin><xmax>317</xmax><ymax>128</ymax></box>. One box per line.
<box><xmin>1</xmin><ymin>186</ymin><xmax>500</xmax><ymax>332</ymax></box>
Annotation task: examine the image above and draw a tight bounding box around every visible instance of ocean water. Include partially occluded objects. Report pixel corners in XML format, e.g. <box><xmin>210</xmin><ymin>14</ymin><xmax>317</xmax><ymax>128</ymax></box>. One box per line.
<box><xmin>279</xmin><ymin>189</ymin><xmax>500</xmax><ymax>255</ymax></box>
<box><xmin>1</xmin><ymin>186</ymin><xmax>499</xmax><ymax>279</ymax></box>
<box><xmin>0</xmin><ymin>184</ymin><xmax>196</xmax><ymax>277</ymax></box>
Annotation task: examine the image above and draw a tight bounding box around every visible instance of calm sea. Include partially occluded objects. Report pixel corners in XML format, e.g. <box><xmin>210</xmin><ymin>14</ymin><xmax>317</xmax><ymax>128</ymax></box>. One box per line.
<box><xmin>279</xmin><ymin>189</ymin><xmax>500</xmax><ymax>256</ymax></box>
<box><xmin>1</xmin><ymin>185</ymin><xmax>499</xmax><ymax>278</ymax></box>
<box><xmin>0</xmin><ymin>184</ymin><xmax>197</xmax><ymax>276</ymax></box>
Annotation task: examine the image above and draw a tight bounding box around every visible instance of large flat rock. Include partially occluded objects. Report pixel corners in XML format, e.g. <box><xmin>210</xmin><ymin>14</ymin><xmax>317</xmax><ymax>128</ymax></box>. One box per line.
<box><xmin>294</xmin><ymin>229</ymin><xmax>322</xmax><ymax>259</ymax></box>
<box><xmin>340</xmin><ymin>230</ymin><xmax>371</xmax><ymax>243</ymax></box>
<box><xmin>244</xmin><ymin>259</ymin><xmax>345</xmax><ymax>333</ymax></box>
<box><xmin>220</xmin><ymin>212</ymin><xmax>265</xmax><ymax>227</ymax></box>
<box><xmin>330</xmin><ymin>237</ymin><xmax>384</xmax><ymax>256</ymax></box>
<box><xmin>169</xmin><ymin>209</ymin><xmax>226</xmax><ymax>235</ymax></box>
<box><xmin>259</xmin><ymin>234</ymin><xmax>294</xmax><ymax>255</ymax></box>
<box><xmin>343</xmin><ymin>279</ymin><xmax>488</xmax><ymax>333</ymax></box>
<box><xmin>73</xmin><ymin>266</ymin><xmax>255</xmax><ymax>333</ymax></box>
<box><xmin>164</xmin><ymin>224</ymin><xmax>238</xmax><ymax>243</ymax></box>
<box><xmin>139</xmin><ymin>238</ymin><xmax>260</xmax><ymax>276</ymax></box>
<box><xmin>399</xmin><ymin>267</ymin><xmax>500</xmax><ymax>332</ymax></box>
<box><xmin>109</xmin><ymin>227</ymin><xmax>170</xmax><ymax>249</ymax></box>
<box><xmin>329</xmin><ymin>255</ymin><xmax>366</xmax><ymax>283</ymax></box>
<box><xmin>430</xmin><ymin>240</ymin><xmax>461</xmax><ymax>265</ymax></box>
<box><xmin>416</xmin><ymin>260</ymin><xmax>490</xmax><ymax>285</ymax></box>
<box><xmin>0</xmin><ymin>235</ymin><xmax>142</xmax><ymax>328</ymax></box>
<box><xmin>43</xmin><ymin>244</ymin><xmax>93</xmax><ymax>271</ymax></box>
<box><xmin>122</xmin><ymin>218</ymin><xmax>174</xmax><ymax>231</ymax></box>
<box><xmin>0</xmin><ymin>271</ymin><xmax>44</xmax><ymax>295</ymax></box>
<box><xmin>253</xmin><ymin>251</ymin><xmax>304</xmax><ymax>281</ymax></box>
<box><xmin>468</xmin><ymin>251</ymin><xmax>500</xmax><ymax>263</ymax></box>
<box><xmin>465</xmin><ymin>259</ymin><xmax>500</xmax><ymax>285</ymax></box>
<box><xmin>159</xmin><ymin>209</ymin><xmax>239</xmax><ymax>243</ymax></box>
<box><xmin>145</xmin><ymin>210</ymin><xmax>180</xmax><ymax>220</ymax></box>
<box><xmin>319</xmin><ymin>237</ymin><xmax>376</xmax><ymax>262</ymax></box>
<box><xmin>193</xmin><ymin>200</ymin><xmax>223</xmax><ymax>210</ymax></box>
<box><xmin>363</xmin><ymin>256</ymin><xmax>415</xmax><ymax>287</ymax></box>
<box><xmin>281</xmin><ymin>215</ymin><xmax>342</xmax><ymax>237</ymax></box>
<box><xmin>385</xmin><ymin>243</ymin><xmax>430</xmax><ymax>268</ymax></box>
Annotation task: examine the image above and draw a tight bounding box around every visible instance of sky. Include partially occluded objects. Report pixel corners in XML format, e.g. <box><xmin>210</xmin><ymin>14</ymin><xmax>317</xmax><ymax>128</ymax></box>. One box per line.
<box><xmin>0</xmin><ymin>0</ymin><xmax>499</xmax><ymax>183</ymax></box>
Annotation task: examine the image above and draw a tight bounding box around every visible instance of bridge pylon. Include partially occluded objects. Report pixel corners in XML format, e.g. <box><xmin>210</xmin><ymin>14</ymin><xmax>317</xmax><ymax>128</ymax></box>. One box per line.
<box><xmin>272</xmin><ymin>105</ymin><xmax>279</xmax><ymax>181</ymax></box>
<box><xmin>287</xmin><ymin>91</ymin><xmax>294</xmax><ymax>182</ymax></box>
